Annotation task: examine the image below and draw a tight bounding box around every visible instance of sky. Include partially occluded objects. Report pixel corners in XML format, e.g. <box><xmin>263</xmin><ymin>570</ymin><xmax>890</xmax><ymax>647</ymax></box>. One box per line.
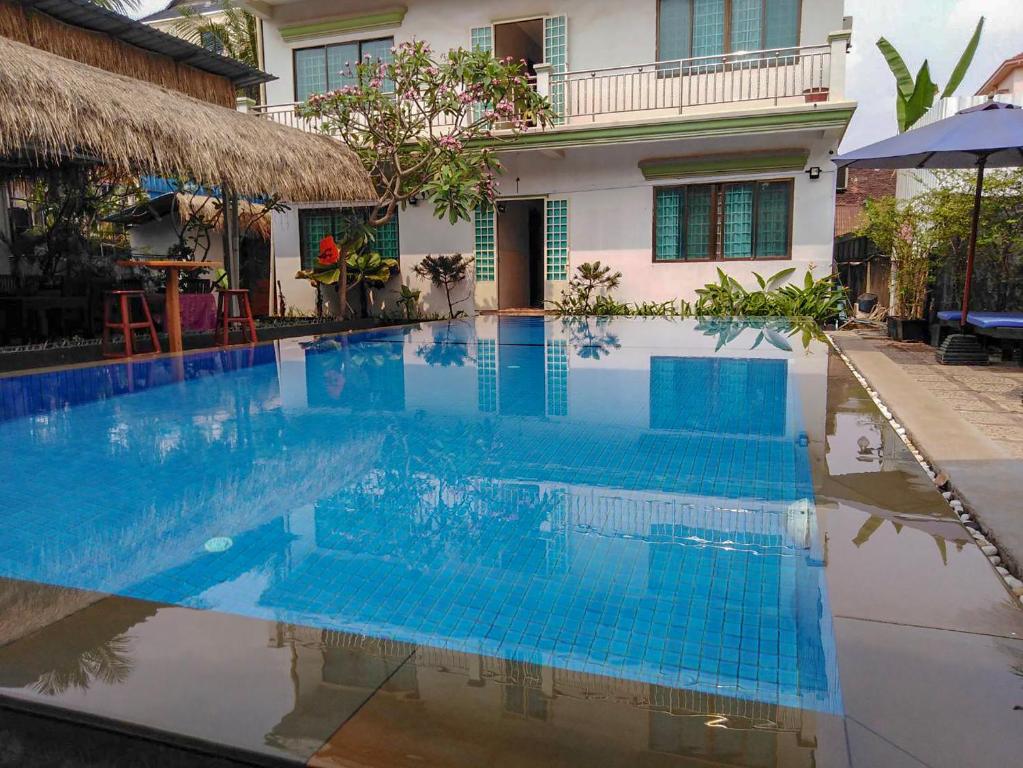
<box><xmin>134</xmin><ymin>0</ymin><xmax>1023</xmax><ymax>150</ymax></box>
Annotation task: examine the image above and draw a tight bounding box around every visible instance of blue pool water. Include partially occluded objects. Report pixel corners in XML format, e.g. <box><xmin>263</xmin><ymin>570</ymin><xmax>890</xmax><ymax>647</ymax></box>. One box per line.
<box><xmin>0</xmin><ymin>317</ymin><xmax>840</xmax><ymax>713</ymax></box>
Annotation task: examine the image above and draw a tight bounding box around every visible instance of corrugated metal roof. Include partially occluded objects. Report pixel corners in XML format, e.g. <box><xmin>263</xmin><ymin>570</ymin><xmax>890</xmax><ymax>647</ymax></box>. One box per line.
<box><xmin>13</xmin><ymin>0</ymin><xmax>274</xmax><ymax>88</ymax></box>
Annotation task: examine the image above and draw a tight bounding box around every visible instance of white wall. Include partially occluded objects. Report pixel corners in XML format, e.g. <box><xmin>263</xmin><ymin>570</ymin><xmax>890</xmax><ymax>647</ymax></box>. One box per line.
<box><xmin>260</xmin><ymin>0</ymin><xmax>847</xmax><ymax>106</ymax></box>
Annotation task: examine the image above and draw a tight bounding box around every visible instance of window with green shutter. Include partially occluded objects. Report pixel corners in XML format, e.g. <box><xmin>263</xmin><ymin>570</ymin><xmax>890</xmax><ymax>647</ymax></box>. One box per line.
<box><xmin>293</xmin><ymin>37</ymin><xmax>394</xmax><ymax>103</ymax></box>
<box><xmin>653</xmin><ymin>179</ymin><xmax>792</xmax><ymax>261</ymax></box>
<box><xmin>298</xmin><ymin>208</ymin><xmax>399</xmax><ymax>270</ymax></box>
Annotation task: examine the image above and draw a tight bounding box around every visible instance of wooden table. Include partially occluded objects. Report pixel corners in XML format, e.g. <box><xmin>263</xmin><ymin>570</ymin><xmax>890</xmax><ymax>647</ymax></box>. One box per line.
<box><xmin>117</xmin><ymin>260</ymin><xmax>223</xmax><ymax>354</ymax></box>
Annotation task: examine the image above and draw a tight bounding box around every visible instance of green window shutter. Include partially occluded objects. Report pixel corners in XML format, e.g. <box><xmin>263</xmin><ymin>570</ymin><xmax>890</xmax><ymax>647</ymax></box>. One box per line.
<box><xmin>294</xmin><ymin>47</ymin><xmax>327</xmax><ymax>102</ymax></box>
<box><xmin>658</xmin><ymin>0</ymin><xmax>692</xmax><ymax>60</ymax></box>
<box><xmin>729</xmin><ymin>0</ymin><xmax>762</xmax><ymax>52</ymax></box>
<box><xmin>692</xmin><ymin>0</ymin><xmax>726</xmax><ymax>58</ymax></box>
<box><xmin>722</xmin><ymin>183</ymin><xmax>754</xmax><ymax>259</ymax></box>
<box><xmin>375</xmin><ymin>212</ymin><xmax>400</xmax><ymax>262</ymax></box>
<box><xmin>474</xmin><ymin>204</ymin><xmax>496</xmax><ymax>281</ymax></box>
<box><xmin>654</xmin><ymin>187</ymin><xmax>683</xmax><ymax>261</ymax></box>
<box><xmin>754</xmin><ymin>181</ymin><xmax>791</xmax><ymax>257</ymax></box>
<box><xmin>765</xmin><ymin>0</ymin><xmax>800</xmax><ymax>50</ymax></box>
<box><xmin>545</xmin><ymin>199</ymin><xmax>569</xmax><ymax>280</ymax></box>
<box><xmin>543</xmin><ymin>16</ymin><xmax>568</xmax><ymax>123</ymax></box>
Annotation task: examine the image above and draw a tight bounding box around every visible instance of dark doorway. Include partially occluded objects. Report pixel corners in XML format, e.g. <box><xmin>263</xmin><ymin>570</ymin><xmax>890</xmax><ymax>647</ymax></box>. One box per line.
<box><xmin>494</xmin><ymin>18</ymin><xmax>543</xmax><ymax>79</ymax></box>
<box><xmin>497</xmin><ymin>198</ymin><xmax>545</xmax><ymax>310</ymax></box>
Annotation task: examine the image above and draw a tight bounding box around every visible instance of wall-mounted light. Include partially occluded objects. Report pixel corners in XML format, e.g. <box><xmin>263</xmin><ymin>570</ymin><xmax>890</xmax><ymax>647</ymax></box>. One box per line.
<box><xmin>806</xmin><ymin>166</ymin><xmax>822</xmax><ymax>180</ymax></box>
<box><xmin>408</xmin><ymin>194</ymin><xmax>419</xmax><ymax>206</ymax></box>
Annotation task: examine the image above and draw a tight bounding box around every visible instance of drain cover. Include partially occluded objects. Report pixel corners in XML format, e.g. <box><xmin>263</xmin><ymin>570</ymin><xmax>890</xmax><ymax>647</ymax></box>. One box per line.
<box><xmin>204</xmin><ymin>536</ymin><xmax>233</xmax><ymax>553</ymax></box>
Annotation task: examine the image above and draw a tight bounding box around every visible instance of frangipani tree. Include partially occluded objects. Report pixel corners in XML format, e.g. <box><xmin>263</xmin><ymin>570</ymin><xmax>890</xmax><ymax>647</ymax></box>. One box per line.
<box><xmin>877</xmin><ymin>17</ymin><xmax>984</xmax><ymax>133</ymax></box>
<box><xmin>300</xmin><ymin>39</ymin><xmax>555</xmax><ymax>227</ymax></box>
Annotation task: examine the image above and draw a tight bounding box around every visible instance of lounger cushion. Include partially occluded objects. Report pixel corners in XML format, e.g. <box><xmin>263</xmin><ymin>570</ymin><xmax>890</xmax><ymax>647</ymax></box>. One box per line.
<box><xmin>936</xmin><ymin>310</ymin><xmax>1023</xmax><ymax>328</ymax></box>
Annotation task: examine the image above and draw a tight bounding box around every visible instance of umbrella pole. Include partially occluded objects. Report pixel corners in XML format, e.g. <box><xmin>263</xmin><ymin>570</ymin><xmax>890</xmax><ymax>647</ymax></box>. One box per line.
<box><xmin>959</xmin><ymin>156</ymin><xmax>987</xmax><ymax>327</ymax></box>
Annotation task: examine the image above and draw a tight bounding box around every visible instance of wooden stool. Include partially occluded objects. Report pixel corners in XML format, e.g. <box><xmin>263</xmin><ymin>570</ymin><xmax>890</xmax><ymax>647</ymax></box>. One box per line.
<box><xmin>102</xmin><ymin>290</ymin><xmax>161</xmax><ymax>358</ymax></box>
<box><xmin>216</xmin><ymin>289</ymin><xmax>258</xmax><ymax>346</ymax></box>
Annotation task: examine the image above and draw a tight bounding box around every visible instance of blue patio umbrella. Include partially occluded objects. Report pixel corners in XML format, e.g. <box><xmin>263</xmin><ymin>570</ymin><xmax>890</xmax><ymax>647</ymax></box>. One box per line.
<box><xmin>834</xmin><ymin>101</ymin><xmax>1023</xmax><ymax>340</ymax></box>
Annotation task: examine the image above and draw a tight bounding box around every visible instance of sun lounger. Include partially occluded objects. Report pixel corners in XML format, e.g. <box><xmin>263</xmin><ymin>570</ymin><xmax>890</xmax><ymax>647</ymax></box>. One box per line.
<box><xmin>934</xmin><ymin>311</ymin><xmax>1023</xmax><ymax>364</ymax></box>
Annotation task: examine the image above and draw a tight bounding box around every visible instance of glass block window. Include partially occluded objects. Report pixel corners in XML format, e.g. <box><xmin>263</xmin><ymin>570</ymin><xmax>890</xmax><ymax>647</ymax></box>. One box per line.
<box><xmin>657</xmin><ymin>1</ymin><xmax>800</xmax><ymax>60</ymax></box>
<box><xmin>471</xmin><ymin>26</ymin><xmax>493</xmax><ymax>53</ymax></box>
<box><xmin>691</xmin><ymin>0</ymin><xmax>726</xmax><ymax>58</ymax></box>
<box><xmin>544</xmin><ymin>16</ymin><xmax>568</xmax><ymax>122</ymax></box>
<box><xmin>754</xmin><ymin>181</ymin><xmax>791</xmax><ymax>257</ymax></box>
<box><xmin>655</xmin><ymin>187</ymin><xmax>684</xmax><ymax>261</ymax></box>
<box><xmin>729</xmin><ymin>0</ymin><xmax>762</xmax><ymax>53</ymax></box>
<box><xmin>545</xmin><ymin>199</ymin><xmax>569</xmax><ymax>281</ymax></box>
<box><xmin>722</xmin><ymin>183</ymin><xmax>754</xmax><ymax>259</ymax></box>
<box><xmin>545</xmin><ymin>339</ymin><xmax>568</xmax><ymax>417</ymax></box>
<box><xmin>298</xmin><ymin>208</ymin><xmax>399</xmax><ymax>270</ymax></box>
<box><xmin>476</xmin><ymin>338</ymin><xmax>497</xmax><ymax>412</ymax></box>
<box><xmin>293</xmin><ymin>37</ymin><xmax>394</xmax><ymax>102</ymax></box>
<box><xmin>474</xmin><ymin>205</ymin><xmax>496</xmax><ymax>282</ymax></box>
<box><xmin>653</xmin><ymin>180</ymin><xmax>792</xmax><ymax>261</ymax></box>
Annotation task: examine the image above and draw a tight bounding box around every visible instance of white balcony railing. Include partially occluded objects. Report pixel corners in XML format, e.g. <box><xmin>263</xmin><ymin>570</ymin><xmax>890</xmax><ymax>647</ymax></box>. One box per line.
<box><xmin>251</xmin><ymin>43</ymin><xmax>838</xmax><ymax>136</ymax></box>
<box><xmin>555</xmin><ymin>44</ymin><xmax>832</xmax><ymax>123</ymax></box>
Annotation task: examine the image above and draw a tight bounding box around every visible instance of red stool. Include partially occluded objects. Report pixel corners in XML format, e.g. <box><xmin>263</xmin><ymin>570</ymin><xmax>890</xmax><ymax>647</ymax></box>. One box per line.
<box><xmin>216</xmin><ymin>289</ymin><xmax>258</xmax><ymax>346</ymax></box>
<box><xmin>102</xmin><ymin>290</ymin><xmax>161</xmax><ymax>358</ymax></box>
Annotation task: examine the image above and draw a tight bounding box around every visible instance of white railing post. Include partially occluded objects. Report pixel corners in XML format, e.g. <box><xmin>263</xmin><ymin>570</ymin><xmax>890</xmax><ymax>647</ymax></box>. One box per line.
<box><xmin>827</xmin><ymin>30</ymin><xmax>851</xmax><ymax>102</ymax></box>
<box><xmin>534</xmin><ymin>62</ymin><xmax>553</xmax><ymax>101</ymax></box>
<box><xmin>236</xmin><ymin>96</ymin><xmax>256</xmax><ymax>114</ymax></box>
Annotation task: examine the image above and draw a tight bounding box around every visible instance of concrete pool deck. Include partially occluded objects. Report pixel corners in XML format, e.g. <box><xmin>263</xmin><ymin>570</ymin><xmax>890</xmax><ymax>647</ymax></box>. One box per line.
<box><xmin>830</xmin><ymin>329</ymin><xmax>1023</xmax><ymax>579</ymax></box>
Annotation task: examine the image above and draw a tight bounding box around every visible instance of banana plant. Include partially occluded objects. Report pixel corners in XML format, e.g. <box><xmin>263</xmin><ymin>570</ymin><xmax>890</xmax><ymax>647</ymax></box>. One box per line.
<box><xmin>347</xmin><ymin>251</ymin><xmax>399</xmax><ymax>319</ymax></box>
<box><xmin>877</xmin><ymin>17</ymin><xmax>984</xmax><ymax>132</ymax></box>
<box><xmin>396</xmin><ymin>284</ymin><xmax>422</xmax><ymax>320</ymax></box>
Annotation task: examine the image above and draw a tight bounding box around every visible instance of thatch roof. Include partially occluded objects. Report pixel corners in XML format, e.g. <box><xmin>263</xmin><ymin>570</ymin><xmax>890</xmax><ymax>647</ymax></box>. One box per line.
<box><xmin>0</xmin><ymin>0</ymin><xmax>260</xmax><ymax>106</ymax></box>
<box><xmin>0</xmin><ymin>34</ymin><xmax>376</xmax><ymax>202</ymax></box>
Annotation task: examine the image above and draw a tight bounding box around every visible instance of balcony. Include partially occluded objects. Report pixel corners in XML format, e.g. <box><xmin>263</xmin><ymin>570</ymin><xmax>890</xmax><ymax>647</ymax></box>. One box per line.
<box><xmin>250</xmin><ymin>40</ymin><xmax>847</xmax><ymax>139</ymax></box>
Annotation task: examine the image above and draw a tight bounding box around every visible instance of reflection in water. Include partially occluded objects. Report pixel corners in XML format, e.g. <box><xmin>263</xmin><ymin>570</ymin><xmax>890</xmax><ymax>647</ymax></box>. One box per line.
<box><xmin>0</xmin><ymin>318</ymin><xmax>843</xmax><ymax>718</ymax></box>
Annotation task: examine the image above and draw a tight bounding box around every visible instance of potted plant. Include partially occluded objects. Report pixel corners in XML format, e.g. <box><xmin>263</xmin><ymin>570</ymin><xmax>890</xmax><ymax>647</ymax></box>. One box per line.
<box><xmin>857</xmin><ymin>196</ymin><xmax>933</xmax><ymax>342</ymax></box>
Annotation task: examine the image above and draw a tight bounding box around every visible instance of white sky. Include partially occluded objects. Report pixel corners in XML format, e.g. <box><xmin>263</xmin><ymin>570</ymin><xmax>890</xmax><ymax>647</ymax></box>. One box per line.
<box><xmin>134</xmin><ymin>0</ymin><xmax>1023</xmax><ymax>150</ymax></box>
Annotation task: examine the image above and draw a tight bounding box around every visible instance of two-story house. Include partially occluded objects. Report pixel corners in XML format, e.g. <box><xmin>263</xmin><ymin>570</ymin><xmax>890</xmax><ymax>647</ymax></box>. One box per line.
<box><xmin>244</xmin><ymin>0</ymin><xmax>855</xmax><ymax>315</ymax></box>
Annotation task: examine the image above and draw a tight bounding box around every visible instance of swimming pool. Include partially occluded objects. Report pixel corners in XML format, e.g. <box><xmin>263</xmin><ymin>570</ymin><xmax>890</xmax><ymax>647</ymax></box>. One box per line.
<box><xmin>0</xmin><ymin>317</ymin><xmax>841</xmax><ymax>714</ymax></box>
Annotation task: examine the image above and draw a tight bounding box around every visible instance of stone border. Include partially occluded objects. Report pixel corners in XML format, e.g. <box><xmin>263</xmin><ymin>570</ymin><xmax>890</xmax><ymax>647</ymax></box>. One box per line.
<box><xmin>827</xmin><ymin>335</ymin><xmax>1023</xmax><ymax>606</ymax></box>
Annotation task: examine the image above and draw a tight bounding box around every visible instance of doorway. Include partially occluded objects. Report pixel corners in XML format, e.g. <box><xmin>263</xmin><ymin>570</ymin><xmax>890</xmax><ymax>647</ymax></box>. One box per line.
<box><xmin>494</xmin><ymin>18</ymin><xmax>543</xmax><ymax>79</ymax></box>
<box><xmin>497</xmin><ymin>198</ymin><xmax>545</xmax><ymax>310</ymax></box>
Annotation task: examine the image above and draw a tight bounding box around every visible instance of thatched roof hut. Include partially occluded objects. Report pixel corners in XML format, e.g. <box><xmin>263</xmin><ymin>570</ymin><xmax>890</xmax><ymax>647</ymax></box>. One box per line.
<box><xmin>0</xmin><ymin>0</ymin><xmax>375</xmax><ymax>203</ymax></box>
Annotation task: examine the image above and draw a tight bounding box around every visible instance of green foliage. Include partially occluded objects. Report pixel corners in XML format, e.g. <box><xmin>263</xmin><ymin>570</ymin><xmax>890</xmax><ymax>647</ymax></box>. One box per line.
<box><xmin>413</xmin><ymin>253</ymin><xmax>474</xmax><ymax>318</ymax></box>
<box><xmin>170</xmin><ymin>2</ymin><xmax>260</xmax><ymax>97</ymax></box>
<box><xmin>548</xmin><ymin>261</ymin><xmax>623</xmax><ymax>314</ymax></box>
<box><xmin>396</xmin><ymin>284</ymin><xmax>422</xmax><ymax>320</ymax></box>
<box><xmin>916</xmin><ymin>168</ymin><xmax>1023</xmax><ymax>311</ymax></box>
<box><xmin>856</xmin><ymin>196</ymin><xmax>935</xmax><ymax>318</ymax></box>
<box><xmin>693</xmin><ymin>268</ymin><xmax>846</xmax><ymax>322</ymax></box>
<box><xmin>877</xmin><ymin>17</ymin><xmax>984</xmax><ymax>132</ymax></box>
<box><xmin>300</xmin><ymin>40</ymin><xmax>555</xmax><ymax>228</ymax></box>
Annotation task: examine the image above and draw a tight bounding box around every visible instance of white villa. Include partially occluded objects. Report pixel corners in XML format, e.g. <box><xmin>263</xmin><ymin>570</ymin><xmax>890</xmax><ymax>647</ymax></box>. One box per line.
<box><xmin>156</xmin><ymin>1</ymin><xmax>857</xmax><ymax>316</ymax></box>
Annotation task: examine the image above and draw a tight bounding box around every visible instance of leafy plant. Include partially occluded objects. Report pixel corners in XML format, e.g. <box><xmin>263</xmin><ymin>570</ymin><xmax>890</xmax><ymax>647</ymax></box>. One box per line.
<box><xmin>413</xmin><ymin>254</ymin><xmax>474</xmax><ymax>318</ymax></box>
<box><xmin>549</xmin><ymin>261</ymin><xmax>623</xmax><ymax>314</ymax></box>
<box><xmin>857</xmin><ymin>196</ymin><xmax>934</xmax><ymax>318</ymax></box>
<box><xmin>396</xmin><ymin>284</ymin><xmax>422</xmax><ymax>320</ymax></box>
<box><xmin>877</xmin><ymin>17</ymin><xmax>984</xmax><ymax>132</ymax></box>
<box><xmin>347</xmin><ymin>251</ymin><xmax>399</xmax><ymax>318</ymax></box>
<box><xmin>300</xmin><ymin>40</ymin><xmax>554</xmax><ymax>228</ymax></box>
<box><xmin>694</xmin><ymin>267</ymin><xmax>846</xmax><ymax>322</ymax></box>
<box><xmin>295</xmin><ymin>213</ymin><xmax>377</xmax><ymax>317</ymax></box>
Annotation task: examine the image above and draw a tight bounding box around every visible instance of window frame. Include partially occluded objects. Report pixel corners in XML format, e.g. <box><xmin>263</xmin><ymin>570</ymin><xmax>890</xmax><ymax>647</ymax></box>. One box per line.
<box><xmin>655</xmin><ymin>0</ymin><xmax>803</xmax><ymax>63</ymax></box>
<box><xmin>650</xmin><ymin>178</ymin><xmax>794</xmax><ymax>264</ymax></box>
<box><xmin>298</xmin><ymin>206</ymin><xmax>400</xmax><ymax>271</ymax></box>
<box><xmin>292</xmin><ymin>36</ymin><xmax>394</xmax><ymax>103</ymax></box>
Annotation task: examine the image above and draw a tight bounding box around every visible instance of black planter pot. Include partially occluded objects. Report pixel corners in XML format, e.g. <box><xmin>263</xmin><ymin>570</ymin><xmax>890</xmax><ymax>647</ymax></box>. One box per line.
<box><xmin>887</xmin><ymin>317</ymin><xmax>930</xmax><ymax>343</ymax></box>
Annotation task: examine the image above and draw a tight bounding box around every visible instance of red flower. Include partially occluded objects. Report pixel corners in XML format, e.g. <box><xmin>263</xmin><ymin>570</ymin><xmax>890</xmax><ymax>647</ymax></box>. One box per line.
<box><xmin>318</xmin><ymin>235</ymin><xmax>340</xmax><ymax>266</ymax></box>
